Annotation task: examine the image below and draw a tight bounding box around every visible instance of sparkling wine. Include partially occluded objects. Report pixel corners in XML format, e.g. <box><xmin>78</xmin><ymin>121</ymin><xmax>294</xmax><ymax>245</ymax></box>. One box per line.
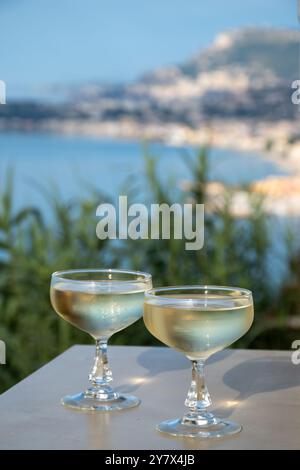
<box><xmin>144</xmin><ymin>294</ymin><xmax>254</xmax><ymax>360</ymax></box>
<box><xmin>51</xmin><ymin>281</ymin><xmax>146</xmax><ymax>339</ymax></box>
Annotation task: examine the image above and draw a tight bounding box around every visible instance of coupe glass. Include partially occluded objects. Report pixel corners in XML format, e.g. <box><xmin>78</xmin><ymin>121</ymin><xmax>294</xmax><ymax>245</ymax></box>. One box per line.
<box><xmin>144</xmin><ymin>285</ymin><xmax>254</xmax><ymax>438</ymax></box>
<box><xmin>50</xmin><ymin>269</ymin><xmax>152</xmax><ymax>411</ymax></box>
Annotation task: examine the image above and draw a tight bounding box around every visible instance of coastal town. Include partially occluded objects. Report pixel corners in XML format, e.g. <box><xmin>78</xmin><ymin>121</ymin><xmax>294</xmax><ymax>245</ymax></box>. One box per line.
<box><xmin>1</xmin><ymin>28</ymin><xmax>299</xmax><ymax>214</ymax></box>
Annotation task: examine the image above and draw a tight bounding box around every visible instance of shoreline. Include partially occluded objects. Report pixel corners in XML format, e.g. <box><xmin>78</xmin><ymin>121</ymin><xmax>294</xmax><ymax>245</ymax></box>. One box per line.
<box><xmin>0</xmin><ymin>126</ymin><xmax>289</xmax><ymax>175</ymax></box>
<box><xmin>0</xmin><ymin>128</ymin><xmax>300</xmax><ymax>216</ymax></box>
<box><xmin>1</xmin><ymin>115</ymin><xmax>299</xmax><ymax>176</ymax></box>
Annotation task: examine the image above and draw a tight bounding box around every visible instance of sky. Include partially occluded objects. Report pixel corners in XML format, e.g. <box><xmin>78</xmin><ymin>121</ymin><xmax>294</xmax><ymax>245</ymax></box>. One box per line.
<box><xmin>0</xmin><ymin>0</ymin><xmax>298</xmax><ymax>99</ymax></box>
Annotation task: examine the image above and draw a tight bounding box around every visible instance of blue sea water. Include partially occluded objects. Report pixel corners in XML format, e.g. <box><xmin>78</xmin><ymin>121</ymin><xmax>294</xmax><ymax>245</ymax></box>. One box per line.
<box><xmin>0</xmin><ymin>132</ymin><xmax>288</xmax><ymax>211</ymax></box>
<box><xmin>0</xmin><ymin>131</ymin><xmax>296</xmax><ymax>285</ymax></box>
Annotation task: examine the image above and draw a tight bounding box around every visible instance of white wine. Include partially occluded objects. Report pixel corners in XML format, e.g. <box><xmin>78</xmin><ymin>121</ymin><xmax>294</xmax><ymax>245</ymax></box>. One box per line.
<box><xmin>51</xmin><ymin>281</ymin><xmax>146</xmax><ymax>339</ymax></box>
<box><xmin>144</xmin><ymin>286</ymin><xmax>253</xmax><ymax>439</ymax></box>
<box><xmin>50</xmin><ymin>269</ymin><xmax>152</xmax><ymax>412</ymax></box>
<box><xmin>144</xmin><ymin>294</ymin><xmax>254</xmax><ymax>360</ymax></box>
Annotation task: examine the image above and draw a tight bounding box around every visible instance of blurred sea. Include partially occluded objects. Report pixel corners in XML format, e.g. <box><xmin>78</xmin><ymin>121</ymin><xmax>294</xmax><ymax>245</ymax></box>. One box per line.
<box><xmin>0</xmin><ymin>132</ymin><xmax>288</xmax><ymax>210</ymax></box>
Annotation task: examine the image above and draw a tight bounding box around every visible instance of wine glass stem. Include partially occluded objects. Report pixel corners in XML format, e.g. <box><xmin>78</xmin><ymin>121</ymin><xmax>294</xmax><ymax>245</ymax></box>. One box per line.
<box><xmin>89</xmin><ymin>338</ymin><xmax>113</xmax><ymax>387</ymax></box>
<box><xmin>184</xmin><ymin>360</ymin><xmax>212</xmax><ymax>417</ymax></box>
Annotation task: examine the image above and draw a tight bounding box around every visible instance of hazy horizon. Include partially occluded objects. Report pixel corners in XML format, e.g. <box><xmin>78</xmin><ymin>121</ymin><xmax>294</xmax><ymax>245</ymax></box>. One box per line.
<box><xmin>0</xmin><ymin>0</ymin><xmax>297</xmax><ymax>100</ymax></box>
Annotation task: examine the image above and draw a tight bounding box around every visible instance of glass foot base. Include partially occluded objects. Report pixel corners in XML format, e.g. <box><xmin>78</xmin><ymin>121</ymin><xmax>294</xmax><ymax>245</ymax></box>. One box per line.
<box><xmin>61</xmin><ymin>392</ymin><xmax>140</xmax><ymax>411</ymax></box>
<box><xmin>157</xmin><ymin>416</ymin><xmax>242</xmax><ymax>439</ymax></box>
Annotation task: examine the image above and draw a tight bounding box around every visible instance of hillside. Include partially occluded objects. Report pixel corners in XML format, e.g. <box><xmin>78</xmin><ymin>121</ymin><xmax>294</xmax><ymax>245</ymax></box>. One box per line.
<box><xmin>2</xmin><ymin>28</ymin><xmax>298</xmax><ymax>120</ymax></box>
<box><xmin>181</xmin><ymin>28</ymin><xmax>300</xmax><ymax>80</ymax></box>
<box><xmin>0</xmin><ymin>27</ymin><xmax>299</xmax><ymax>161</ymax></box>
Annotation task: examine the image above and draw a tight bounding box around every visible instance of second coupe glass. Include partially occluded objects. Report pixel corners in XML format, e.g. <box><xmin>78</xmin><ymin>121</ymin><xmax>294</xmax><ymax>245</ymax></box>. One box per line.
<box><xmin>144</xmin><ymin>285</ymin><xmax>254</xmax><ymax>438</ymax></box>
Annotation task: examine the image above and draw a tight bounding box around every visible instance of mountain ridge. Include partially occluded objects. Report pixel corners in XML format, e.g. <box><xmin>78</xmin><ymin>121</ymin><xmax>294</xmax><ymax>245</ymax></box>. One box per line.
<box><xmin>72</xmin><ymin>27</ymin><xmax>297</xmax><ymax>124</ymax></box>
<box><xmin>0</xmin><ymin>26</ymin><xmax>298</xmax><ymax>162</ymax></box>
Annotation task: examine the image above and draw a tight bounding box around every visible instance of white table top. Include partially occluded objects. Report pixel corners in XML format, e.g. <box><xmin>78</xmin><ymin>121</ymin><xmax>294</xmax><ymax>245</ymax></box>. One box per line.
<box><xmin>0</xmin><ymin>345</ymin><xmax>299</xmax><ymax>450</ymax></box>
